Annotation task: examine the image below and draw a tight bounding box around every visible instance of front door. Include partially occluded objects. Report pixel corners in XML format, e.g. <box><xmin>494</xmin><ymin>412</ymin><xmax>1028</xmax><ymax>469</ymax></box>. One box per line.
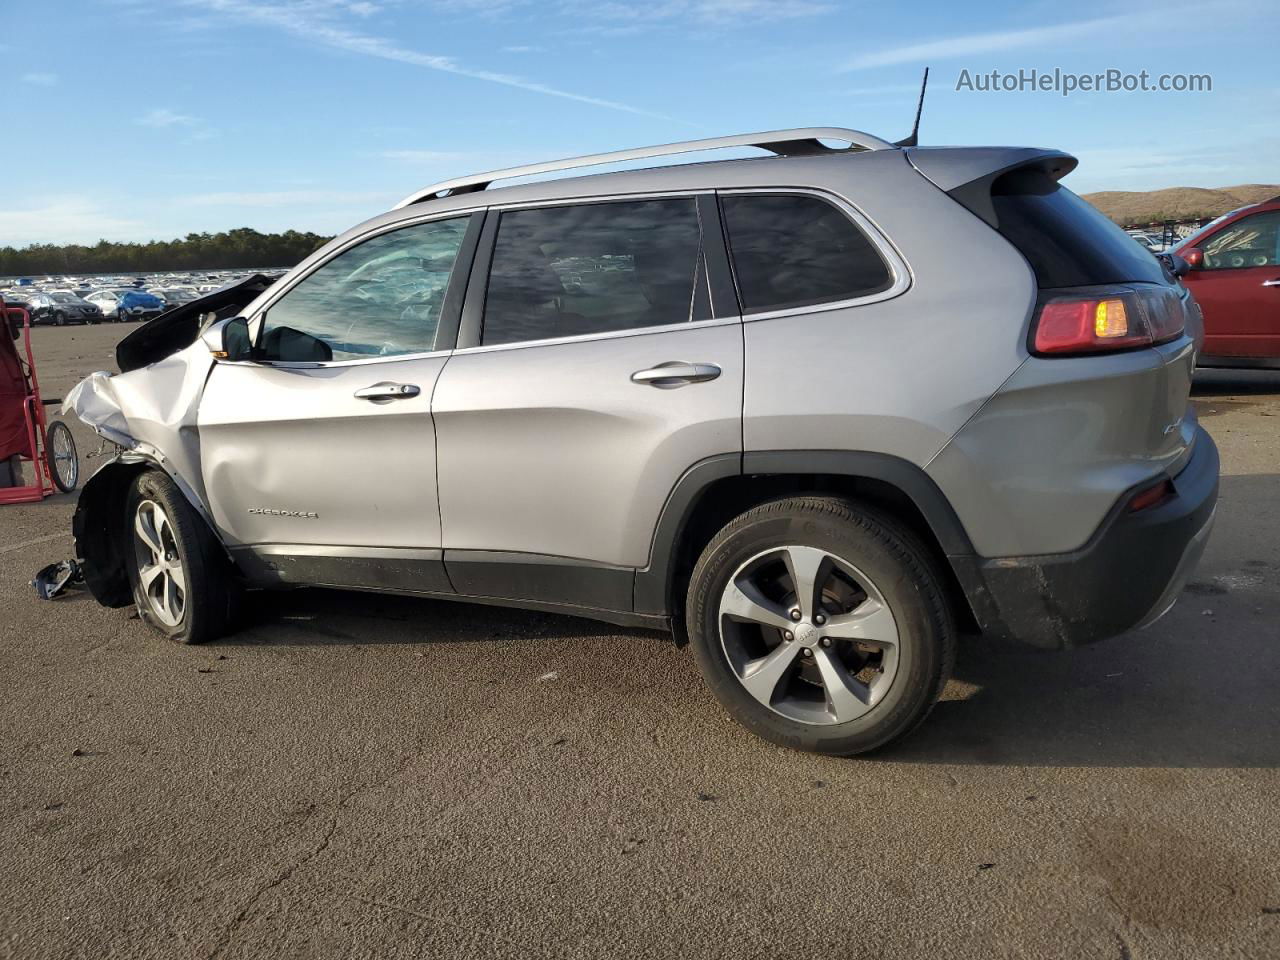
<box><xmin>197</xmin><ymin>213</ymin><xmax>478</xmax><ymax>592</ymax></box>
<box><xmin>1184</xmin><ymin>208</ymin><xmax>1280</xmax><ymax>358</ymax></box>
<box><xmin>431</xmin><ymin>195</ymin><xmax>743</xmax><ymax>612</ymax></box>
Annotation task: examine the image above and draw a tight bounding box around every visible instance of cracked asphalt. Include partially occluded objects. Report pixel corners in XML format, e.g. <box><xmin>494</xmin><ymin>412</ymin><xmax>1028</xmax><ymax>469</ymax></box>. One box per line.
<box><xmin>1</xmin><ymin>325</ymin><xmax>1278</xmax><ymax>959</ymax></box>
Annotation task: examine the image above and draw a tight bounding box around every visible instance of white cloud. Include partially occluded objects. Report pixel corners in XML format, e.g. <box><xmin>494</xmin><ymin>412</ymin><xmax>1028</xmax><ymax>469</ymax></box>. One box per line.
<box><xmin>20</xmin><ymin>72</ymin><xmax>58</xmax><ymax>86</ymax></box>
<box><xmin>136</xmin><ymin>107</ymin><xmax>216</xmax><ymax>142</ymax></box>
<box><xmin>565</xmin><ymin>0</ymin><xmax>831</xmax><ymax>23</ymax></box>
<box><xmin>0</xmin><ymin>199</ymin><xmax>147</xmax><ymax>246</ymax></box>
<box><xmin>185</xmin><ymin>0</ymin><xmax>667</xmax><ymax>117</ymax></box>
<box><xmin>138</xmin><ymin>107</ymin><xmax>199</xmax><ymax>128</ymax></box>
<box><xmin>842</xmin><ymin>15</ymin><xmax>1136</xmax><ymax>70</ymax></box>
<box><xmin>502</xmin><ymin>44</ymin><xmax>544</xmax><ymax>53</ymax></box>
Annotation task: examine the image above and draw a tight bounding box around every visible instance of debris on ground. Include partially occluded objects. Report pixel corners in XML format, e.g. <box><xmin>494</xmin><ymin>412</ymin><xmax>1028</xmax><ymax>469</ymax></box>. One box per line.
<box><xmin>31</xmin><ymin>559</ymin><xmax>84</xmax><ymax>600</ymax></box>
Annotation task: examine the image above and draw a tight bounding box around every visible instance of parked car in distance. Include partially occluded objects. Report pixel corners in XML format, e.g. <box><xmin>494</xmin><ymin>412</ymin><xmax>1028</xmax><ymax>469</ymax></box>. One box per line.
<box><xmin>26</xmin><ymin>291</ymin><xmax>104</xmax><ymax>325</ymax></box>
<box><xmin>154</xmin><ymin>286</ymin><xmax>200</xmax><ymax>309</ymax></box>
<box><xmin>1174</xmin><ymin>195</ymin><xmax>1280</xmax><ymax>368</ymax></box>
<box><xmin>85</xmin><ymin>288</ymin><xmax>165</xmax><ymax>322</ymax></box>
<box><xmin>1126</xmin><ymin>230</ymin><xmax>1166</xmax><ymax>253</ymax></box>
<box><xmin>66</xmin><ymin>128</ymin><xmax>1217</xmax><ymax>756</ymax></box>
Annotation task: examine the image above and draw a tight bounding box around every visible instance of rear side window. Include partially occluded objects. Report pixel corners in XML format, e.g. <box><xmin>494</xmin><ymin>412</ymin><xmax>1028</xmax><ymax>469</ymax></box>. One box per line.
<box><xmin>482</xmin><ymin>198</ymin><xmax>702</xmax><ymax>347</ymax></box>
<box><xmin>720</xmin><ymin>193</ymin><xmax>892</xmax><ymax>314</ymax></box>
<box><xmin>990</xmin><ymin>170</ymin><xmax>1167</xmax><ymax>287</ymax></box>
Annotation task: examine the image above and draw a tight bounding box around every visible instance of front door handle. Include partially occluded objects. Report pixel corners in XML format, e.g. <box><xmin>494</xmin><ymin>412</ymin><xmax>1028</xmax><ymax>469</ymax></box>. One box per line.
<box><xmin>354</xmin><ymin>382</ymin><xmax>421</xmax><ymax>403</ymax></box>
<box><xmin>1262</xmin><ymin>278</ymin><xmax>1280</xmax><ymax>288</ymax></box>
<box><xmin>630</xmin><ymin>361</ymin><xmax>722</xmax><ymax>389</ymax></box>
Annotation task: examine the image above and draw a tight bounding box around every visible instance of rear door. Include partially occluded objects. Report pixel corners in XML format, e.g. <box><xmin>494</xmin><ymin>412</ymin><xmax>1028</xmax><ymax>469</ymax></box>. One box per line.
<box><xmin>1182</xmin><ymin>208</ymin><xmax>1280</xmax><ymax>357</ymax></box>
<box><xmin>431</xmin><ymin>194</ymin><xmax>743</xmax><ymax>612</ymax></box>
<box><xmin>197</xmin><ymin>212</ymin><xmax>481</xmax><ymax>592</ymax></box>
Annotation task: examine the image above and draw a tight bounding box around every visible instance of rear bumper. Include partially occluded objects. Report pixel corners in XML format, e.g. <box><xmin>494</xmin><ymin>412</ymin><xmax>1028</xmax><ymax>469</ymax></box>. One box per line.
<box><xmin>952</xmin><ymin>426</ymin><xmax>1219</xmax><ymax>649</ymax></box>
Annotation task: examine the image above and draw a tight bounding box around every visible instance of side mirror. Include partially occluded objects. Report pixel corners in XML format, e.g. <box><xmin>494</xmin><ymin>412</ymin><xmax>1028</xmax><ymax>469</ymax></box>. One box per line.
<box><xmin>201</xmin><ymin>316</ymin><xmax>253</xmax><ymax>361</ymax></box>
<box><xmin>1158</xmin><ymin>252</ymin><xmax>1191</xmax><ymax>278</ymax></box>
<box><xmin>1182</xmin><ymin>247</ymin><xmax>1204</xmax><ymax>269</ymax></box>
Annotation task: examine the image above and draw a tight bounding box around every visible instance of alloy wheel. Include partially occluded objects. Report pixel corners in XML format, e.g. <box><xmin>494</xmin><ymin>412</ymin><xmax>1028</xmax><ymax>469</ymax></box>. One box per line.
<box><xmin>718</xmin><ymin>545</ymin><xmax>901</xmax><ymax>725</ymax></box>
<box><xmin>132</xmin><ymin>499</ymin><xmax>186</xmax><ymax>627</ymax></box>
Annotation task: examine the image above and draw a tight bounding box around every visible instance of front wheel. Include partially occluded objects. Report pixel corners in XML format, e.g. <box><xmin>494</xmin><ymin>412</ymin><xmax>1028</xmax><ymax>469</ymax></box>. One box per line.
<box><xmin>54</xmin><ymin>311</ymin><xmax>66</xmax><ymax>326</ymax></box>
<box><xmin>686</xmin><ymin>496</ymin><xmax>955</xmax><ymax>756</ymax></box>
<box><xmin>125</xmin><ymin>470</ymin><xmax>239</xmax><ymax>644</ymax></box>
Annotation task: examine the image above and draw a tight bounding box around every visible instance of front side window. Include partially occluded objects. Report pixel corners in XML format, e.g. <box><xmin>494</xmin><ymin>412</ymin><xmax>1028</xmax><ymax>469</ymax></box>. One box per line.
<box><xmin>261</xmin><ymin>215</ymin><xmax>470</xmax><ymax>362</ymax></box>
<box><xmin>481</xmin><ymin>198</ymin><xmax>702</xmax><ymax>347</ymax></box>
<box><xmin>1202</xmin><ymin>210</ymin><xmax>1280</xmax><ymax>270</ymax></box>
<box><xmin>721</xmin><ymin>193</ymin><xmax>893</xmax><ymax>313</ymax></box>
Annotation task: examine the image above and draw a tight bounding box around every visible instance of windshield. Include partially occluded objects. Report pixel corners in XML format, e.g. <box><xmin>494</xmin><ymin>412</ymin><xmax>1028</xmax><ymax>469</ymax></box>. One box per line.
<box><xmin>51</xmin><ymin>293</ymin><xmax>78</xmax><ymax>303</ymax></box>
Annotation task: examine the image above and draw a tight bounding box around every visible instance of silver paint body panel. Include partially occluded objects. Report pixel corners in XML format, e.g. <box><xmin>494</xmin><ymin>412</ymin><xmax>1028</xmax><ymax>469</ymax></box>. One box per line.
<box><xmin>196</xmin><ymin>355</ymin><xmax>449</xmax><ymax>549</ymax></box>
<box><xmin>432</xmin><ymin>319</ymin><xmax>743</xmax><ymax>567</ymax></box>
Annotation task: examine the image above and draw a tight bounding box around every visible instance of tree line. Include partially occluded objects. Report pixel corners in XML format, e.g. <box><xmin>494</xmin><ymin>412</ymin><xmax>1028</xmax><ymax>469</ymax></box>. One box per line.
<box><xmin>0</xmin><ymin>227</ymin><xmax>333</xmax><ymax>276</ymax></box>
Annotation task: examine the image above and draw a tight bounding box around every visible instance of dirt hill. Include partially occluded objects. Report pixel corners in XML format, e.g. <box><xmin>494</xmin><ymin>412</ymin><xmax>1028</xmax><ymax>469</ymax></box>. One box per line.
<box><xmin>1083</xmin><ymin>184</ymin><xmax>1279</xmax><ymax>226</ymax></box>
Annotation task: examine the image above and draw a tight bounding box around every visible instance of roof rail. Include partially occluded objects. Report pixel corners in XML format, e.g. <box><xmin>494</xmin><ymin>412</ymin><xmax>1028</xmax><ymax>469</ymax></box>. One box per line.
<box><xmin>391</xmin><ymin>127</ymin><xmax>894</xmax><ymax>209</ymax></box>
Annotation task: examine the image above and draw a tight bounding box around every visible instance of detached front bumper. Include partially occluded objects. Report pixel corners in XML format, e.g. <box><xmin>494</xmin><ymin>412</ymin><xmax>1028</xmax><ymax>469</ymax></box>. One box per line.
<box><xmin>953</xmin><ymin>426</ymin><xmax>1219</xmax><ymax>649</ymax></box>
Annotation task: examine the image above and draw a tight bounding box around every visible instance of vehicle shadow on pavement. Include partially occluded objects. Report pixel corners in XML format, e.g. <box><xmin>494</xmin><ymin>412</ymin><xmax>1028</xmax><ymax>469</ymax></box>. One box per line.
<box><xmin>230</xmin><ymin>589</ymin><xmax>656</xmax><ymax>647</ymax></box>
<box><xmin>1192</xmin><ymin>369</ymin><xmax>1280</xmax><ymax>398</ymax></box>
<box><xmin>890</xmin><ymin>472</ymin><xmax>1279</xmax><ymax>769</ymax></box>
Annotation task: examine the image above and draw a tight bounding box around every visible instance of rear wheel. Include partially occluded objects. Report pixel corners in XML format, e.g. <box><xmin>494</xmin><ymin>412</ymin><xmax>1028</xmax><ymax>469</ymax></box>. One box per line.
<box><xmin>686</xmin><ymin>496</ymin><xmax>955</xmax><ymax>756</ymax></box>
<box><xmin>125</xmin><ymin>470</ymin><xmax>239</xmax><ymax>644</ymax></box>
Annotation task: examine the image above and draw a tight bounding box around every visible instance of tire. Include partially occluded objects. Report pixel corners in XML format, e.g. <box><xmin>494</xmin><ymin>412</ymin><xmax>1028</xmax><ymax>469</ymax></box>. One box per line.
<box><xmin>54</xmin><ymin>311</ymin><xmax>65</xmax><ymax>326</ymax></box>
<box><xmin>686</xmin><ymin>496</ymin><xmax>955</xmax><ymax>756</ymax></box>
<box><xmin>117</xmin><ymin>308</ymin><xmax>127</xmax><ymax>323</ymax></box>
<box><xmin>124</xmin><ymin>469</ymin><xmax>239</xmax><ymax>644</ymax></box>
<box><xmin>45</xmin><ymin>420</ymin><xmax>78</xmax><ymax>493</ymax></box>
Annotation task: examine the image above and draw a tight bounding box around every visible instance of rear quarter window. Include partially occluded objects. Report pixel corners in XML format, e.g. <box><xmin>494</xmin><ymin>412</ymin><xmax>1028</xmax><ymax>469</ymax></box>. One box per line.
<box><xmin>720</xmin><ymin>193</ymin><xmax>893</xmax><ymax>314</ymax></box>
<box><xmin>989</xmin><ymin>169</ymin><xmax>1168</xmax><ymax>287</ymax></box>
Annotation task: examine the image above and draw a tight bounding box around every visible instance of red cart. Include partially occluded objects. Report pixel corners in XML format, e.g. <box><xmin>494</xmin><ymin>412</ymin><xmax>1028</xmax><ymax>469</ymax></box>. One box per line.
<box><xmin>0</xmin><ymin>298</ymin><xmax>78</xmax><ymax>503</ymax></box>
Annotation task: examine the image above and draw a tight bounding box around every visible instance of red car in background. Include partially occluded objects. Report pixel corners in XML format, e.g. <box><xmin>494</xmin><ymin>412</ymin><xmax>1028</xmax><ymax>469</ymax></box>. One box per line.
<box><xmin>1175</xmin><ymin>195</ymin><xmax>1280</xmax><ymax>368</ymax></box>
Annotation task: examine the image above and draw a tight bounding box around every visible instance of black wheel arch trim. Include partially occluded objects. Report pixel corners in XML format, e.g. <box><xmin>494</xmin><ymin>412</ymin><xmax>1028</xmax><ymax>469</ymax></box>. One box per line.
<box><xmin>72</xmin><ymin>450</ymin><xmax>232</xmax><ymax>608</ymax></box>
<box><xmin>634</xmin><ymin>449</ymin><xmax>977</xmax><ymax>616</ymax></box>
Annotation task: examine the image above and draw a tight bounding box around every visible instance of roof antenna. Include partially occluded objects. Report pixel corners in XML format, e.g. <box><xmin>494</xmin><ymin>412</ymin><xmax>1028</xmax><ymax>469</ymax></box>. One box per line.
<box><xmin>894</xmin><ymin>67</ymin><xmax>929</xmax><ymax>148</ymax></box>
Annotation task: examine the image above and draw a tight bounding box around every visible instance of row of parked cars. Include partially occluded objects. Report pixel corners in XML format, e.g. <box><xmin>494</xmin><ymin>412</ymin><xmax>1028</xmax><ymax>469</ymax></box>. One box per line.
<box><xmin>0</xmin><ymin>272</ymin><xmax>268</xmax><ymax>326</ymax></box>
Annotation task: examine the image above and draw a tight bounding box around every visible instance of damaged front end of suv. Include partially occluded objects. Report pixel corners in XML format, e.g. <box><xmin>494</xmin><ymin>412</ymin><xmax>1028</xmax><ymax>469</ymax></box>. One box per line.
<box><xmin>63</xmin><ymin>275</ymin><xmax>278</xmax><ymax>608</ymax></box>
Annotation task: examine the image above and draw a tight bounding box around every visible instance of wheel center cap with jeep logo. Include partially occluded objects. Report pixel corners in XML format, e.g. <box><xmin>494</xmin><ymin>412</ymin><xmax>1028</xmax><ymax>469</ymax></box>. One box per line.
<box><xmin>794</xmin><ymin>622</ymin><xmax>821</xmax><ymax>646</ymax></box>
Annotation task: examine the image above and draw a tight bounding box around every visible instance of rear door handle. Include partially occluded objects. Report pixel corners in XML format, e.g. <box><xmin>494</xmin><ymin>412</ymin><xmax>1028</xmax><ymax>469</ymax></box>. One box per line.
<box><xmin>354</xmin><ymin>382</ymin><xmax>421</xmax><ymax>403</ymax></box>
<box><xmin>1262</xmin><ymin>278</ymin><xmax>1280</xmax><ymax>288</ymax></box>
<box><xmin>630</xmin><ymin>361</ymin><xmax>722</xmax><ymax>388</ymax></box>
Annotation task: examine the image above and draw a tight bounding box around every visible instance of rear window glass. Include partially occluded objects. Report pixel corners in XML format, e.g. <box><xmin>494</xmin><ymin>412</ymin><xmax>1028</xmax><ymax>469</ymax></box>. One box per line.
<box><xmin>990</xmin><ymin>170</ymin><xmax>1167</xmax><ymax>287</ymax></box>
<box><xmin>721</xmin><ymin>194</ymin><xmax>893</xmax><ymax>313</ymax></box>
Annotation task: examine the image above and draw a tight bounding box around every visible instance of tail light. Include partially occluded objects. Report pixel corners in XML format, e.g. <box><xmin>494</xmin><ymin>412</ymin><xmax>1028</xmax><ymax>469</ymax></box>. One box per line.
<box><xmin>1032</xmin><ymin>287</ymin><xmax>1184</xmax><ymax>355</ymax></box>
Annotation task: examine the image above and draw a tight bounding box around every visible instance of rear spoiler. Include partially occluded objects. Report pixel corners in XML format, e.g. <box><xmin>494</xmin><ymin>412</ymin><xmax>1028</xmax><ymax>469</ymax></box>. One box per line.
<box><xmin>905</xmin><ymin>147</ymin><xmax>1077</xmax><ymax>228</ymax></box>
<box><xmin>116</xmin><ymin>274</ymin><xmax>280</xmax><ymax>373</ymax></box>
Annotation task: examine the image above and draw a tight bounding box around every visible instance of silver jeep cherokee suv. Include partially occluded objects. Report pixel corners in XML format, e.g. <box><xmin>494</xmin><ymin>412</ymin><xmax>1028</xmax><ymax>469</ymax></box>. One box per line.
<box><xmin>66</xmin><ymin>128</ymin><xmax>1218</xmax><ymax>755</ymax></box>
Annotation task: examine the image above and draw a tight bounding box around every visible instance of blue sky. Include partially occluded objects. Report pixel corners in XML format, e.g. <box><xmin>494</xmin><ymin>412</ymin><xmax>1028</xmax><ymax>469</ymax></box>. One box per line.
<box><xmin>2</xmin><ymin>0</ymin><xmax>1277</xmax><ymax>245</ymax></box>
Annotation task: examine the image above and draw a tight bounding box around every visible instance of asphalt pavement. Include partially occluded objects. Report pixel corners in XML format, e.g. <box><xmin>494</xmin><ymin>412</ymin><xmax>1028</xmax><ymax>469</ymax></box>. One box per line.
<box><xmin>1</xmin><ymin>324</ymin><xmax>1277</xmax><ymax>959</ymax></box>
